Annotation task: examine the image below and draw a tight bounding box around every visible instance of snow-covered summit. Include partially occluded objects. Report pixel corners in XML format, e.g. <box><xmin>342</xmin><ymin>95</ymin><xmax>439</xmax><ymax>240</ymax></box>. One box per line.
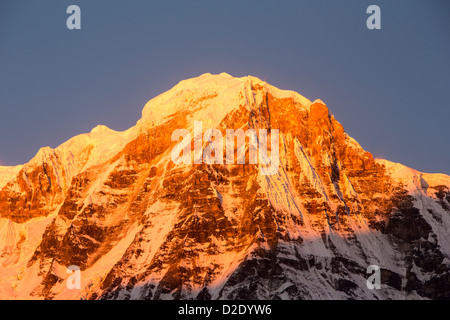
<box><xmin>90</xmin><ymin>124</ymin><xmax>115</xmax><ymax>134</ymax></box>
<box><xmin>137</xmin><ymin>73</ymin><xmax>313</xmax><ymax>129</ymax></box>
<box><xmin>1</xmin><ymin>73</ymin><xmax>450</xmax><ymax>301</ymax></box>
<box><xmin>312</xmin><ymin>99</ymin><xmax>326</xmax><ymax>105</ymax></box>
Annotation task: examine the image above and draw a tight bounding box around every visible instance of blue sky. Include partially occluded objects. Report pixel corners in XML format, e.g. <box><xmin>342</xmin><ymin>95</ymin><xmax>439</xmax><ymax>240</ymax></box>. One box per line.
<box><xmin>0</xmin><ymin>0</ymin><xmax>449</xmax><ymax>174</ymax></box>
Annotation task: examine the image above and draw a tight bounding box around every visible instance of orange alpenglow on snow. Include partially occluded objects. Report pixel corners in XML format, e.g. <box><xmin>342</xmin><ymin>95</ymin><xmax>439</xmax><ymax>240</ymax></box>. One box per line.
<box><xmin>0</xmin><ymin>73</ymin><xmax>449</xmax><ymax>300</ymax></box>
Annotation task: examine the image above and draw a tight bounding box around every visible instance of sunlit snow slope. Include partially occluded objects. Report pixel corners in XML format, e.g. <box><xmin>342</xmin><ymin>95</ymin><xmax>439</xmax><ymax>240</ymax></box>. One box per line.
<box><xmin>0</xmin><ymin>73</ymin><xmax>449</xmax><ymax>300</ymax></box>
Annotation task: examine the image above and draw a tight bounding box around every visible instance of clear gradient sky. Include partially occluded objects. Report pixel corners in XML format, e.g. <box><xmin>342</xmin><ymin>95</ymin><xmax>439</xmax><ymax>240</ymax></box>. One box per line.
<box><xmin>0</xmin><ymin>0</ymin><xmax>449</xmax><ymax>174</ymax></box>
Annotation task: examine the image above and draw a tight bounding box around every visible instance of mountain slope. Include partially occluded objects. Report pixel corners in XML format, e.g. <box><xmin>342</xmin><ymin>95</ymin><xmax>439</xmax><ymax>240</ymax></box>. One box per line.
<box><xmin>0</xmin><ymin>73</ymin><xmax>449</xmax><ymax>300</ymax></box>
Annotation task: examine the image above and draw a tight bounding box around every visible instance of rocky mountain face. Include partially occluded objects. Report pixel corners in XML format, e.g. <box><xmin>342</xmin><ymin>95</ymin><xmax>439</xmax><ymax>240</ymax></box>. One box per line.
<box><xmin>0</xmin><ymin>73</ymin><xmax>449</xmax><ymax>300</ymax></box>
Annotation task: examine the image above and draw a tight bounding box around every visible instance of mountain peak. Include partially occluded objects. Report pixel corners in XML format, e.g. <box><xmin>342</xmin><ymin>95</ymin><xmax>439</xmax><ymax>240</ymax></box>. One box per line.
<box><xmin>312</xmin><ymin>99</ymin><xmax>326</xmax><ymax>105</ymax></box>
<box><xmin>1</xmin><ymin>74</ymin><xmax>449</xmax><ymax>300</ymax></box>
<box><xmin>138</xmin><ymin>73</ymin><xmax>312</xmax><ymax>129</ymax></box>
<box><xmin>90</xmin><ymin>124</ymin><xmax>114</xmax><ymax>134</ymax></box>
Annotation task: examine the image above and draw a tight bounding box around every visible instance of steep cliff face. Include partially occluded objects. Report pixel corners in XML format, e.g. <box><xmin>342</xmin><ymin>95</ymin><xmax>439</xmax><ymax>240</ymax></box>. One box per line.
<box><xmin>0</xmin><ymin>73</ymin><xmax>449</xmax><ymax>300</ymax></box>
